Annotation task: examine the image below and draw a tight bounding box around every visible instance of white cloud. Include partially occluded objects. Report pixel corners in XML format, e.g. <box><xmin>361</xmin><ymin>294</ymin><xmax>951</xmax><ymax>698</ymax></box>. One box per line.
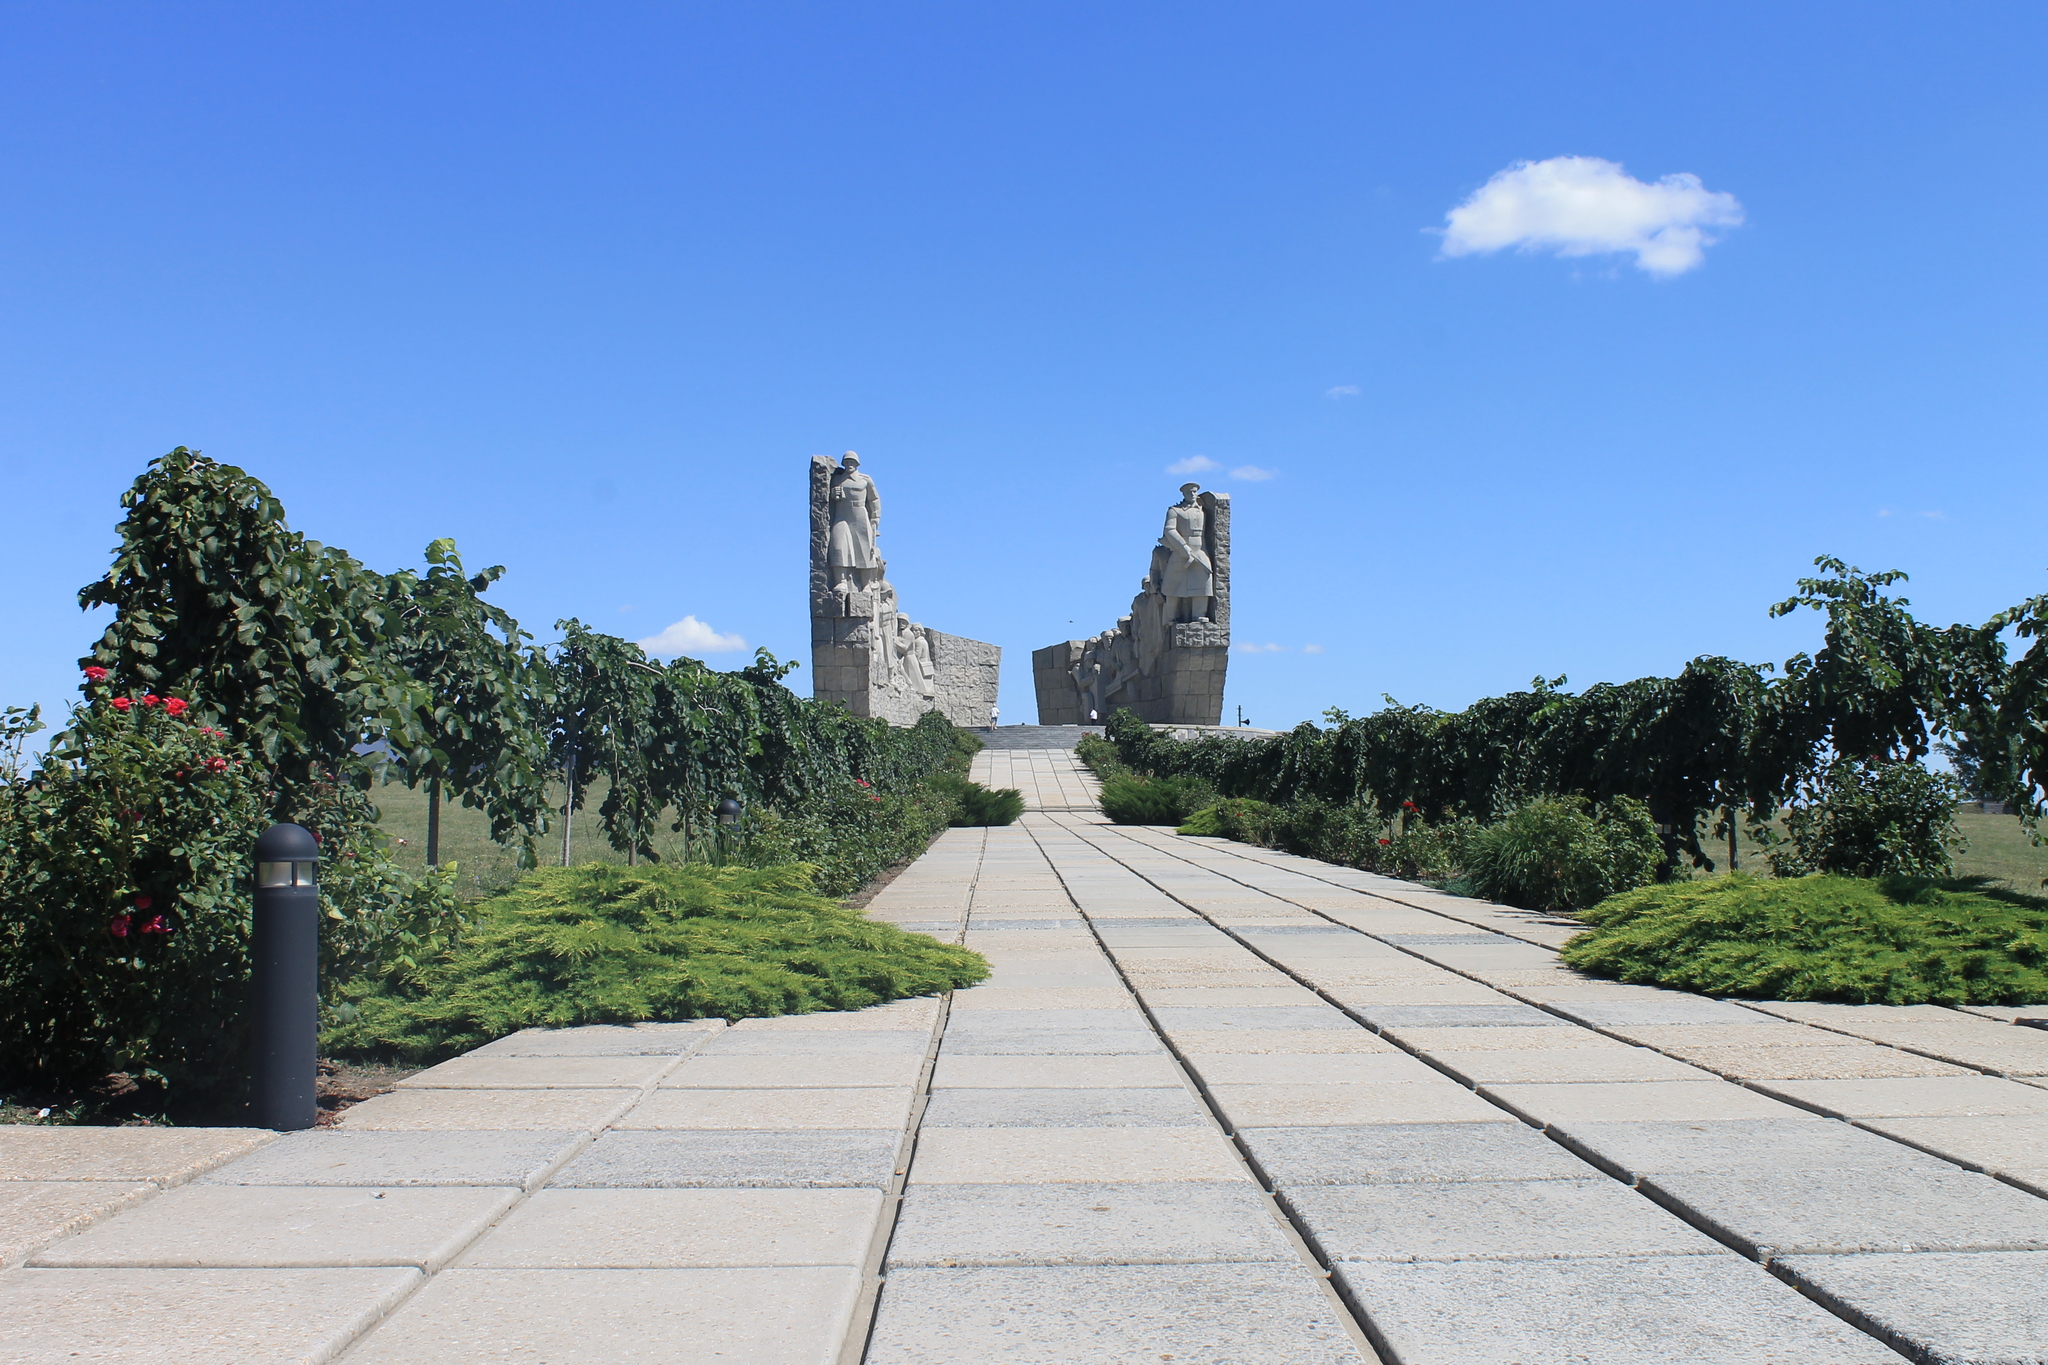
<box><xmin>1325</xmin><ymin>385</ymin><xmax>1361</xmax><ymax>399</ymax></box>
<box><xmin>1167</xmin><ymin>455</ymin><xmax>1220</xmax><ymax>476</ymax></box>
<box><xmin>1229</xmin><ymin>465</ymin><xmax>1277</xmax><ymax>482</ymax></box>
<box><xmin>1439</xmin><ymin>156</ymin><xmax>1743</xmax><ymax>277</ymax></box>
<box><xmin>637</xmin><ymin>615</ymin><xmax>748</xmax><ymax>656</ymax></box>
<box><xmin>1302</xmin><ymin>643</ymin><xmax>1325</xmax><ymax>654</ymax></box>
<box><xmin>1235</xmin><ymin>641</ymin><xmax>1286</xmax><ymax>654</ymax></box>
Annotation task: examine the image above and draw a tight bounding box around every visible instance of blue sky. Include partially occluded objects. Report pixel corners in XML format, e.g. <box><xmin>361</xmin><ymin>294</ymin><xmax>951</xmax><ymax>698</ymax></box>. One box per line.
<box><xmin>4</xmin><ymin>3</ymin><xmax>2044</xmax><ymax>735</ymax></box>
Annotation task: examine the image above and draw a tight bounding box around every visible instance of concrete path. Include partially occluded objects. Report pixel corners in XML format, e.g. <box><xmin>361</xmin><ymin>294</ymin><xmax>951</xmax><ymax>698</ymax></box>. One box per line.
<box><xmin>5</xmin><ymin>746</ymin><xmax>2046</xmax><ymax>1363</ymax></box>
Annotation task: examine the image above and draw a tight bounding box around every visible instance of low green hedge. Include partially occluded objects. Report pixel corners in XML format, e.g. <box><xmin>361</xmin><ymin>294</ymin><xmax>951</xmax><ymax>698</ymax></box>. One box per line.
<box><xmin>1100</xmin><ymin>773</ymin><xmax>1218</xmax><ymax>825</ymax></box>
<box><xmin>1561</xmin><ymin>873</ymin><xmax>2048</xmax><ymax>1005</ymax></box>
<box><xmin>324</xmin><ymin>862</ymin><xmax>989</xmax><ymax>1063</ymax></box>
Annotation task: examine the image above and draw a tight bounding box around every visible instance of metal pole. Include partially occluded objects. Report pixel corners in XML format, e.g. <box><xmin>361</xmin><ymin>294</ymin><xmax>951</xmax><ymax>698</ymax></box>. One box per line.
<box><xmin>427</xmin><ymin>775</ymin><xmax>442</xmax><ymax>867</ymax></box>
<box><xmin>251</xmin><ymin>823</ymin><xmax>319</xmax><ymax>1131</ymax></box>
<box><xmin>561</xmin><ymin>745</ymin><xmax>577</xmax><ymax>868</ymax></box>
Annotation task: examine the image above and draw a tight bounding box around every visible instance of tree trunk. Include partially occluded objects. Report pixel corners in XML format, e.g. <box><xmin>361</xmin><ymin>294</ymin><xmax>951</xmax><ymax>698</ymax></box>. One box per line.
<box><xmin>427</xmin><ymin>775</ymin><xmax>442</xmax><ymax>867</ymax></box>
<box><xmin>561</xmin><ymin>747</ymin><xmax>577</xmax><ymax>868</ymax></box>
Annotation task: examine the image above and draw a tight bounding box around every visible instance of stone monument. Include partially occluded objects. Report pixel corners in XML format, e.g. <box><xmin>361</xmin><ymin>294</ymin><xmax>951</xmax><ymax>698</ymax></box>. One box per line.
<box><xmin>1033</xmin><ymin>482</ymin><xmax>1230</xmax><ymax>726</ymax></box>
<box><xmin>809</xmin><ymin>453</ymin><xmax>1001</xmax><ymax>726</ymax></box>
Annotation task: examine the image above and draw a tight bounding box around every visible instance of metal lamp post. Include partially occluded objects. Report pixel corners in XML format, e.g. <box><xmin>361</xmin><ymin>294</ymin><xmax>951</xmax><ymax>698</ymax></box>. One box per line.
<box><xmin>251</xmin><ymin>823</ymin><xmax>320</xmax><ymax>1130</ymax></box>
<box><xmin>713</xmin><ymin>797</ymin><xmax>744</xmax><ymax>865</ymax></box>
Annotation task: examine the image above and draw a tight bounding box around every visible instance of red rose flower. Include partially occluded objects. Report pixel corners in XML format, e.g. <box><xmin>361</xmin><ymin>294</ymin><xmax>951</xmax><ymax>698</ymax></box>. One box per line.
<box><xmin>853</xmin><ymin>779</ymin><xmax>870</xmax><ymax>788</ymax></box>
<box><xmin>111</xmin><ymin>697</ymin><xmax>133</xmax><ymax>712</ymax></box>
<box><xmin>140</xmin><ymin>694</ymin><xmax>161</xmax><ymax>709</ymax></box>
<box><xmin>109</xmin><ymin>914</ymin><xmax>132</xmax><ymax>938</ymax></box>
<box><xmin>84</xmin><ymin>666</ymin><xmax>109</xmax><ymax>682</ymax></box>
<box><xmin>203</xmin><ymin>756</ymin><xmax>229</xmax><ymax>773</ymax></box>
<box><xmin>138</xmin><ymin>914</ymin><xmax>170</xmax><ymax>936</ymax></box>
<box><xmin>1377</xmin><ymin>838</ymin><xmax>1391</xmax><ymax>845</ymax></box>
<box><xmin>1402</xmin><ymin>801</ymin><xmax>1418</xmax><ymax>812</ymax></box>
<box><xmin>164</xmin><ymin>698</ymin><xmax>189</xmax><ymax>717</ymax></box>
<box><xmin>134</xmin><ymin>895</ymin><xmax>152</xmax><ymax>910</ymax></box>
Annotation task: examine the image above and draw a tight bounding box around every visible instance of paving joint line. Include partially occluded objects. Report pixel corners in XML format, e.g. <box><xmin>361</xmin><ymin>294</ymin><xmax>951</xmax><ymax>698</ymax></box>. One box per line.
<box><xmin>1038</xmin><ymin>818</ymin><xmax>1943</xmax><ymax>1348</ymax></box>
<box><xmin>839</xmin><ymin>826</ymin><xmax>984</xmax><ymax>1365</ymax></box>
<box><xmin>1016</xmin><ymin>819</ymin><xmax>1387</xmax><ymax>1365</ymax></box>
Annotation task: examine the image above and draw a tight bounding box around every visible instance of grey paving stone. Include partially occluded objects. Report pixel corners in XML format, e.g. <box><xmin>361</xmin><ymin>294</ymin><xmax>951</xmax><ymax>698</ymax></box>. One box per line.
<box><xmin>866</xmin><ymin>1263</ymin><xmax>1366</xmax><ymax>1363</ymax></box>
<box><xmin>1550</xmin><ymin>1118</ymin><xmax>1945</xmax><ymax>1183</ymax></box>
<box><xmin>1775</xmin><ymin>1250</ymin><xmax>2048</xmax><ymax>1365</ymax></box>
<box><xmin>1640</xmin><ymin>1166</ymin><xmax>2048</xmax><ymax>1257</ymax></box>
<box><xmin>0</xmin><ymin>1266</ymin><xmax>423</xmax><ymax>1364</ymax></box>
<box><xmin>1240</xmin><ymin>1123</ymin><xmax>1586</xmax><ymax>1187</ymax></box>
<box><xmin>1149</xmin><ymin>1005</ymin><xmax>1356</xmax><ymax>1031</ymax></box>
<box><xmin>465</xmin><ymin>1022</ymin><xmax>722</xmax><ymax>1058</ymax></box>
<box><xmin>886</xmin><ymin>1181</ymin><xmax>1293</xmax><ymax>1267</ymax></box>
<box><xmin>340</xmin><ymin>1266</ymin><xmax>861</xmax><ymax>1365</ymax></box>
<box><xmin>930</xmin><ymin>1054</ymin><xmax>1186</xmax><ymax>1089</ymax></box>
<box><xmin>694</xmin><ymin>1029</ymin><xmax>930</xmax><ymax>1057</ymax></box>
<box><xmin>0</xmin><ymin>1182</ymin><xmax>154</xmax><ymax>1268</ymax></box>
<box><xmin>194</xmin><ymin>1130</ymin><xmax>585</xmax><ymax>1190</ymax></box>
<box><xmin>334</xmin><ymin>1087</ymin><xmax>640</xmax><ymax>1132</ymax></box>
<box><xmin>0</xmin><ymin>1127</ymin><xmax>272</xmax><ymax>1184</ymax></box>
<box><xmin>457</xmin><ymin>1188</ymin><xmax>882</xmax><ymax>1268</ymax></box>
<box><xmin>398</xmin><ymin>1054</ymin><xmax>677</xmax><ymax>1089</ymax></box>
<box><xmin>1752</xmin><ymin>1075</ymin><xmax>2048</xmax><ymax>1118</ymax></box>
<box><xmin>908</xmin><ymin>1128</ymin><xmax>1247</xmax><ymax>1184</ymax></box>
<box><xmin>1483</xmin><ymin>1079</ymin><xmax>1798</xmax><ymax>1126</ymax></box>
<box><xmin>1211</xmin><ymin>1081</ymin><xmax>1509</xmax><ymax>1128</ymax></box>
<box><xmin>1289</xmin><ymin>1178</ymin><xmax>1728</xmax><ymax>1262</ymax></box>
<box><xmin>29</xmin><ymin>1185</ymin><xmax>519</xmax><ymax>1271</ymax></box>
<box><xmin>1337</xmin><ymin>1255</ymin><xmax>1905</xmax><ymax>1364</ymax></box>
<box><xmin>1428</xmin><ymin>1046</ymin><xmax>1711</xmax><ymax>1085</ymax></box>
<box><xmin>1857</xmin><ymin>1114</ymin><xmax>2048</xmax><ymax>1179</ymax></box>
<box><xmin>942</xmin><ymin>1008</ymin><xmax>1156</xmax><ymax>1033</ymax></box>
<box><xmin>937</xmin><ymin>1026</ymin><xmax>1165</xmax><ymax>1056</ymax></box>
<box><xmin>1543</xmin><ymin>999</ymin><xmax>1774</xmax><ymax>1027</ymax></box>
<box><xmin>920</xmin><ymin>1088</ymin><xmax>1211</xmax><ymax>1128</ymax></box>
<box><xmin>1365</xmin><ymin>1003</ymin><xmax>1567</xmax><ymax>1030</ymax></box>
<box><xmin>549</xmin><ymin>1130</ymin><xmax>901</xmax><ymax>1189</ymax></box>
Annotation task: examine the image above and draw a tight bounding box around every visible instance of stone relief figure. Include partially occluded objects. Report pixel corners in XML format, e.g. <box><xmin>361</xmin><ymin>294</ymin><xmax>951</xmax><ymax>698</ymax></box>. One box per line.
<box><xmin>1133</xmin><ymin>572</ymin><xmax>1169</xmax><ymax>678</ymax></box>
<box><xmin>894</xmin><ymin>617</ymin><xmax>935</xmax><ymax>700</ymax></box>
<box><xmin>1160</xmin><ymin>482</ymin><xmax>1214</xmax><ymax>623</ymax></box>
<box><xmin>827</xmin><ymin>452</ymin><xmax>882</xmax><ymax>594</ymax></box>
<box><xmin>1100</xmin><ymin>625</ymin><xmax>1141</xmax><ymax>707</ymax></box>
<box><xmin>1070</xmin><ymin>640</ymin><xmax>1106</xmax><ymax>721</ymax></box>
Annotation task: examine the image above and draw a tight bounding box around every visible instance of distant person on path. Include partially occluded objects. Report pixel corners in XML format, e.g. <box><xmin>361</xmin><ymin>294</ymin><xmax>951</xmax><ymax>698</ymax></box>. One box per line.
<box><xmin>988</xmin><ymin>704</ymin><xmax>999</xmax><ymax>732</ymax></box>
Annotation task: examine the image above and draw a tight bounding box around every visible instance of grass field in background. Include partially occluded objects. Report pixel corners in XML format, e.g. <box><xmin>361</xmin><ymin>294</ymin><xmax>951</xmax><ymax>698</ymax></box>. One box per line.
<box><xmin>1693</xmin><ymin>809</ymin><xmax>2048</xmax><ymax>893</ymax></box>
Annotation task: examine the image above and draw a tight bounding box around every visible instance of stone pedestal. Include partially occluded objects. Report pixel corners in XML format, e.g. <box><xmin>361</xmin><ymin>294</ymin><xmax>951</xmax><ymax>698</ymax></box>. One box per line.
<box><xmin>808</xmin><ymin>454</ymin><xmax>1001</xmax><ymax>727</ymax></box>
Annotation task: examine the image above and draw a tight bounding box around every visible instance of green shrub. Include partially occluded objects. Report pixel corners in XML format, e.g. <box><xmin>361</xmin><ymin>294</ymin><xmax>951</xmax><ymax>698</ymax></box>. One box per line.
<box><xmin>0</xmin><ymin>690</ymin><xmax>462</xmax><ymax>1107</ymax></box>
<box><xmin>323</xmin><ymin>861</ymin><xmax>989</xmax><ymax>1063</ymax></box>
<box><xmin>1771</xmin><ymin>758</ymin><xmax>1964</xmax><ymax>880</ymax></box>
<box><xmin>1075</xmin><ymin>733</ymin><xmax>1130</xmax><ymax>780</ymax></box>
<box><xmin>1462</xmin><ymin>795</ymin><xmax>1662</xmax><ymax>912</ymax></box>
<box><xmin>928</xmin><ymin>772</ymin><xmax>1024</xmax><ymax>826</ymax></box>
<box><xmin>1266</xmin><ymin>798</ymin><xmax>1388</xmax><ymax>869</ymax></box>
<box><xmin>1100</xmin><ymin>773</ymin><xmax>1218</xmax><ymax>825</ymax></box>
<box><xmin>1178</xmin><ymin>798</ymin><xmax>1281</xmax><ymax>843</ymax></box>
<box><xmin>739</xmin><ymin>781</ymin><xmax>956</xmax><ymax>898</ymax></box>
<box><xmin>1561</xmin><ymin>873</ymin><xmax>2048</xmax><ymax>1005</ymax></box>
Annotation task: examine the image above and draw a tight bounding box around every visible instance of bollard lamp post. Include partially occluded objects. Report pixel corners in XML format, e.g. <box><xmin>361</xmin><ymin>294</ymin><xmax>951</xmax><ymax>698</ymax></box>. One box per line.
<box><xmin>713</xmin><ymin>797</ymin><xmax>743</xmax><ymax>865</ymax></box>
<box><xmin>251</xmin><ymin>823</ymin><xmax>320</xmax><ymax>1130</ymax></box>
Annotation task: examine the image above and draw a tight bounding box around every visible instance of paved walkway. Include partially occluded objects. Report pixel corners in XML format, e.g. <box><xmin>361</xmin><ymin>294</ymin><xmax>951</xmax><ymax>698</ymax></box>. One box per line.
<box><xmin>6</xmin><ymin>748</ymin><xmax>2048</xmax><ymax>1363</ymax></box>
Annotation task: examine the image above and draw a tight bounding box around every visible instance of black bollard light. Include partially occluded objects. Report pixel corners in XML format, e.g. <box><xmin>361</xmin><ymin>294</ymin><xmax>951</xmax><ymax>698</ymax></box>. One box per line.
<box><xmin>251</xmin><ymin>823</ymin><xmax>320</xmax><ymax>1130</ymax></box>
<box><xmin>713</xmin><ymin>797</ymin><xmax>744</xmax><ymax>865</ymax></box>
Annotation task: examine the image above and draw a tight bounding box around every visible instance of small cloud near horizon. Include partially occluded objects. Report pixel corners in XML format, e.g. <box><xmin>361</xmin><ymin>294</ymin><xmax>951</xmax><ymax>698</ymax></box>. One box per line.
<box><xmin>1230</xmin><ymin>466</ymin><xmax>1277</xmax><ymax>482</ymax></box>
<box><xmin>1235</xmin><ymin>642</ymin><xmax>1287</xmax><ymax>654</ymax></box>
<box><xmin>638</xmin><ymin>615</ymin><xmax>748</xmax><ymax>656</ymax></box>
<box><xmin>1438</xmin><ymin>156</ymin><xmax>1743</xmax><ymax>277</ymax></box>
<box><xmin>1167</xmin><ymin>455</ymin><xmax>1220</xmax><ymax>476</ymax></box>
<box><xmin>1325</xmin><ymin>385</ymin><xmax>1361</xmax><ymax>399</ymax></box>
<box><xmin>1302</xmin><ymin>644</ymin><xmax>1325</xmax><ymax>654</ymax></box>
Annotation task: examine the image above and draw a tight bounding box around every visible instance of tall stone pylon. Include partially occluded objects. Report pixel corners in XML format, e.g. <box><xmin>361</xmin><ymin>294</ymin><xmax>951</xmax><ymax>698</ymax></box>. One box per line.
<box><xmin>809</xmin><ymin>453</ymin><xmax>1001</xmax><ymax>726</ymax></box>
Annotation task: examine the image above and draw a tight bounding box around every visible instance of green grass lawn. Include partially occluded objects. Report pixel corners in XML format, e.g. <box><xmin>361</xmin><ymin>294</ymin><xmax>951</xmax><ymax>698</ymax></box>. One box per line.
<box><xmin>374</xmin><ymin>776</ymin><xmax>704</xmax><ymax>899</ymax></box>
<box><xmin>1691</xmin><ymin>809</ymin><xmax>2047</xmax><ymax>894</ymax></box>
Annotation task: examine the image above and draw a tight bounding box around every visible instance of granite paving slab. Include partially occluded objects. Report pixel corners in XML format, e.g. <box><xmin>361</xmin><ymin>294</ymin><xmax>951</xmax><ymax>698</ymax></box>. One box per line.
<box><xmin>338</xmin><ymin>1266</ymin><xmax>861</xmax><ymax>1365</ymax></box>
<box><xmin>0</xmin><ymin>1265</ymin><xmax>423</xmax><ymax>1365</ymax></box>
<box><xmin>615</xmin><ymin>1086</ymin><xmax>914</xmax><ymax>1130</ymax></box>
<box><xmin>0</xmin><ymin>1126</ymin><xmax>272</xmax><ymax>1184</ymax></box>
<box><xmin>1610</xmin><ymin>1021</ymin><xmax>1867</xmax><ymax>1050</ymax></box>
<box><xmin>1754</xmin><ymin>1075</ymin><xmax>2048</xmax><ymax>1118</ymax></box>
<box><xmin>1388</xmin><ymin>1025</ymin><xmax>1627</xmax><ymax>1053</ymax></box>
<box><xmin>465</xmin><ymin>1021</ymin><xmax>723</xmax><ymax>1057</ymax></box>
<box><xmin>1337</xmin><ymin>1255</ymin><xmax>1905</xmax><ymax>1363</ymax></box>
<box><xmin>1428</xmin><ymin>1046</ymin><xmax>1712</xmax><ymax>1086</ymax></box>
<box><xmin>885</xmin><ymin>1181</ymin><xmax>1294</xmax><ymax>1267</ymax></box>
<box><xmin>866</xmin><ymin>1263</ymin><xmax>1367</xmax><ymax>1364</ymax></box>
<box><xmin>1855</xmin><ymin>1114</ymin><xmax>2048</xmax><ymax>1180</ymax></box>
<box><xmin>29</xmin><ymin>1184</ymin><xmax>519</xmax><ymax>1271</ymax></box>
<box><xmin>1181</xmin><ymin>1052</ymin><xmax>1442</xmax><ymax>1085</ymax></box>
<box><xmin>1669</xmin><ymin>1044</ymin><xmax>1975</xmax><ymax>1080</ymax></box>
<box><xmin>928</xmin><ymin>1054</ymin><xmax>1185</xmax><ymax>1088</ymax></box>
<box><xmin>1291</xmin><ymin>1178</ymin><xmax>1730</xmax><ymax>1262</ymax></box>
<box><xmin>1162</xmin><ymin>1028</ymin><xmax>1396</xmax><ymax>1054</ymax></box>
<box><xmin>694</xmin><ymin>1029</ymin><xmax>930</xmax><ymax>1057</ymax></box>
<box><xmin>1640</xmin><ymin>1165</ymin><xmax>2048</xmax><ymax>1258</ymax></box>
<box><xmin>730</xmin><ymin>1000</ymin><xmax>940</xmax><ymax>1031</ymax></box>
<box><xmin>396</xmin><ymin>1054</ymin><xmax>678</xmax><ymax>1089</ymax></box>
<box><xmin>908</xmin><ymin>1128</ymin><xmax>1247</xmax><ymax>1184</ymax></box>
<box><xmin>948</xmin><ymin>987</ymin><xmax>1134</xmax><ymax>1010</ymax></box>
<box><xmin>1774</xmin><ymin>1251</ymin><xmax>2048</xmax><ymax>1365</ymax></box>
<box><xmin>936</xmin><ymin>1026</ymin><xmax>1166</xmax><ymax>1056</ymax></box>
<box><xmin>1484</xmin><ymin>1079</ymin><xmax>1803</xmax><ymax>1126</ymax></box>
<box><xmin>335</xmin><ymin>1087</ymin><xmax>642</xmax><ymax>1132</ymax></box>
<box><xmin>194</xmin><ymin>1130</ymin><xmax>585</xmax><ymax>1191</ymax></box>
<box><xmin>1239</xmin><ymin>1123</ymin><xmax>1582</xmax><ymax>1187</ymax></box>
<box><xmin>1550</xmin><ymin>1118</ymin><xmax>1942</xmax><ymax>1183</ymax></box>
<box><xmin>941</xmin><ymin>1008</ymin><xmax>1159</xmax><ymax>1033</ymax></box>
<box><xmin>1210</xmin><ymin>1081</ymin><xmax>1510</xmax><ymax>1128</ymax></box>
<box><xmin>1362</xmin><ymin>1003</ymin><xmax>1568</xmax><ymax>1029</ymax></box>
<box><xmin>659</xmin><ymin>1055</ymin><xmax>926</xmax><ymax>1089</ymax></box>
<box><xmin>0</xmin><ymin>1181</ymin><xmax>153</xmax><ymax>1268</ymax></box>
<box><xmin>919</xmin><ymin>1088</ymin><xmax>1211</xmax><ymax>1128</ymax></box>
<box><xmin>1544</xmin><ymin>999</ymin><xmax>1779</xmax><ymax>1028</ymax></box>
<box><xmin>548</xmin><ymin>1131</ymin><xmax>902</xmax><ymax>1189</ymax></box>
<box><xmin>1147</xmin><ymin>1005</ymin><xmax>1359</xmax><ymax>1031</ymax></box>
<box><xmin>456</xmin><ymin>1188</ymin><xmax>882</xmax><ymax>1268</ymax></box>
